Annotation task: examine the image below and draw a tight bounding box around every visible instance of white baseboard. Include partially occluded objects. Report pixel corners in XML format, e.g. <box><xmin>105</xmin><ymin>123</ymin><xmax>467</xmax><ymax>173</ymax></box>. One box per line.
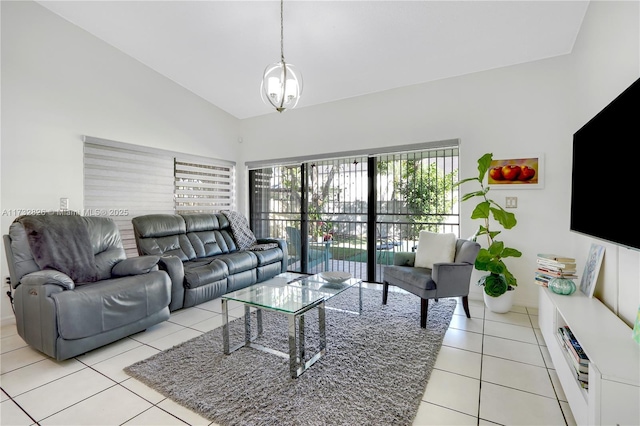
<box><xmin>1</xmin><ymin>315</ymin><xmax>16</xmax><ymax>328</ymax></box>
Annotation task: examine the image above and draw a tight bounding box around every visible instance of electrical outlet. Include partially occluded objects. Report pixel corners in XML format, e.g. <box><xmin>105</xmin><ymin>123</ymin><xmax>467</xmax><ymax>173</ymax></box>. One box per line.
<box><xmin>505</xmin><ymin>197</ymin><xmax>518</xmax><ymax>208</ymax></box>
<box><xmin>60</xmin><ymin>197</ymin><xmax>69</xmax><ymax>210</ymax></box>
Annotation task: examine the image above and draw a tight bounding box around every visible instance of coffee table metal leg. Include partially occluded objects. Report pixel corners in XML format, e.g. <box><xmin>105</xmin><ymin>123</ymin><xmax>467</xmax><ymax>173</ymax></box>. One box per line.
<box><xmin>318</xmin><ymin>301</ymin><xmax>326</xmax><ymax>351</ymax></box>
<box><xmin>298</xmin><ymin>314</ymin><xmax>305</xmax><ymax>363</ymax></box>
<box><xmin>244</xmin><ymin>305</ymin><xmax>251</xmax><ymax>344</ymax></box>
<box><xmin>288</xmin><ymin>314</ymin><xmax>298</xmax><ymax>378</ymax></box>
<box><xmin>224</xmin><ymin>297</ymin><xmax>329</xmax><ymax>378</ymax></box>
<box><xmin>222</xmin><ymin>299</ymin><xmax>230</xmax><ymax>354</ymax></box>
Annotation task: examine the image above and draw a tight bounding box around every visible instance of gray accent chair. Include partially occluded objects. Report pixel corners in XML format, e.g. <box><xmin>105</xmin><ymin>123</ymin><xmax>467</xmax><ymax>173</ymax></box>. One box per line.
<box><xmin>382</xmin><ymin>239</ymin><xmax>481</xmax><ymax>328</ymax></box>
<box><xmin>3</xmin><ymin>216</ymin><xmax>172</xmax><ymax>361</ymax></box>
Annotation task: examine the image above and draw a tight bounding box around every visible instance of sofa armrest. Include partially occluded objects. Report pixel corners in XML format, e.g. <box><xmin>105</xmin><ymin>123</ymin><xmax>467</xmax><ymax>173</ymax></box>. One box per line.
<box><xmin>393</xmin><ymin>252</ymin><xmax>416</xmax><ymax>267</ymax></box>
<box><xmin>157</xmin><ymin>255</ymin><xmax>185</xmax><ymax>311</ymax></box>
<box><xmin>20</xmin><ymin>270</ymin><xmax>75</xmax><ymax>290</ymax></box>
<box><xmin>257</xmin><ymin>238</ymin><xmax>288</xmax><ymax>273</ymax></box>
<box><xmin>111</xmin><ymin>256</ymin><xmax>160</xmax><ymax>277</ymax></box>
<box><xmin>432</xmin><ymin>262</ymin><xmax>474</xmax><ymax>297</ymax></box>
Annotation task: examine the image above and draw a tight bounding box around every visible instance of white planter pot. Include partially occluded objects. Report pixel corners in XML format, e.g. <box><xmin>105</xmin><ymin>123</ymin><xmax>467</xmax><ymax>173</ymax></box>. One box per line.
<box><xmin>483</xmin><ymin>289</ymin><xmax>515</xmax><ymax>313</ymax></box>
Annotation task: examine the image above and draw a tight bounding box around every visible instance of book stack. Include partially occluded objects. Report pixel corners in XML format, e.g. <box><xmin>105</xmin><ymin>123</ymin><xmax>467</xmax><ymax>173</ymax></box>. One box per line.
<box><xmin>535</xmin><ymin>253</ymin><xmax>577</xmax><ymax>287</ymax></box>
<box><xmin>558</xmin><ymin>325</ymin><xmax>589</xmax><ymax>389</ymax></box>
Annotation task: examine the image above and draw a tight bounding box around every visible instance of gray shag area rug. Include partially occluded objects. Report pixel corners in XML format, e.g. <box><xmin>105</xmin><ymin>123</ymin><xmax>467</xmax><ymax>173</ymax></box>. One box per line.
<box><xmin>124</xmin><ymin>287</ymin><xmax>456</xmax><ymax>426</ymax></box>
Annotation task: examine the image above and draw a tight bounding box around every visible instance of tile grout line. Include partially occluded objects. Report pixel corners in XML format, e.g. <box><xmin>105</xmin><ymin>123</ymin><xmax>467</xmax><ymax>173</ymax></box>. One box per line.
<box><xmin>476</xmin><ymin>305</ymin><xmax>486</xmax><ymax>426</ymax></box>
<box><xmin>529</xmin><ymin>311</ymin><xmax>571</xmax><ymax>426</ymax></box>
<box><xmin>0</xmin><ymin>386</ymin><xmax>39</xmax><ymax>425</ymax></box>
<box><xmin>3</xmin><ymin>301</ymin><xmax>565</xmax><ymax>426</ymax></box>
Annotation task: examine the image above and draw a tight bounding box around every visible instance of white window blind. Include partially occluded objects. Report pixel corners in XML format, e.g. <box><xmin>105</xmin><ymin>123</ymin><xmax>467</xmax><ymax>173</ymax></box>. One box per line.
<box><xmin>83</xmin><ymin>136</ymin><xmax>235</xmax><ymax>257</ymax></box>
<box><xmin>174</xmin><ymin>158</ymin><xmax>235</xmax><ymax>214</ymax></box>
<box><xmin>84</xmin><ymin>141</ymin><xmax>175</xmax><ymax>257</ymax></box>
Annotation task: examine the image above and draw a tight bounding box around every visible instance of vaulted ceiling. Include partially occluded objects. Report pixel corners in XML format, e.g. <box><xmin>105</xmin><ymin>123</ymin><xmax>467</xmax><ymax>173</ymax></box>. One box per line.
<box><xmin>39</xmin><ymin>1</ymin><xmax>590</xmax><ymax>119</ymax></box>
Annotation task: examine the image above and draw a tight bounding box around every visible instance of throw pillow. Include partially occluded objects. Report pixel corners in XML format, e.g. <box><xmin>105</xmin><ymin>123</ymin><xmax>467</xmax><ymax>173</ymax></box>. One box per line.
<box><xmin>414</xmin><ymin>231</ymin><xmax>457</xmax><ymax>269</ymax></box>
<box><xmin>221</xmin><ymin>210</ymin><xmax>257</xmax><ymax>250</ymax></box>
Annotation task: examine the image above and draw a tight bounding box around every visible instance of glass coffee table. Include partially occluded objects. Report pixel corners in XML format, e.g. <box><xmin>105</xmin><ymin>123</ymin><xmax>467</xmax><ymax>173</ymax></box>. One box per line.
<box><xmin>221</xmin><ymin>273</ymin><xmax>362</xmax><ymax>378</ymax></box>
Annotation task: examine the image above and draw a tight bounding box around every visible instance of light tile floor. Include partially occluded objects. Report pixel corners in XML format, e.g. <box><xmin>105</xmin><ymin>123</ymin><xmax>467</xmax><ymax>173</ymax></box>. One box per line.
<box><xmin>1</xmin><ymin>285</ymin><xmax>577</xmax><ymax>426</ymax></box>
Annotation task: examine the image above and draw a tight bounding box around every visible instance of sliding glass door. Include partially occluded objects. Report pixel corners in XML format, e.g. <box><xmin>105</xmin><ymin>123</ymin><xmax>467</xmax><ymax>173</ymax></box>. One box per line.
<box><xmin>249</xmin><ymin>146</ymin><xmax>459</xmax><ymax>282</ymax></box>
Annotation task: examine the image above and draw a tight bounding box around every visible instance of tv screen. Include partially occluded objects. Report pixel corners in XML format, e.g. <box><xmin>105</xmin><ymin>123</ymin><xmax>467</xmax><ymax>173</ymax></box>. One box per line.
<box><xmin>570</xmin><ymin>77</ymin><xmax>640</xmax><ymax>250</ymax></box>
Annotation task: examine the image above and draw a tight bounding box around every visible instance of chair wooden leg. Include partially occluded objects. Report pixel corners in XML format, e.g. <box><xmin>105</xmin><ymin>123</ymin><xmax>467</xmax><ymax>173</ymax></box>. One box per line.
<box><xmin>420</xmin><ymin>298</ymin><xmax>428</xmax><ymax>328</ymax></box>
<box><xmin>462</xmin><ymin>295</ymin><xmax>471</xmax><ymax>318</ymax></box>
<box><xmin>382</xmin><ymin>282</ymin><xmax>389</xmax><ymax>305</ymax></box>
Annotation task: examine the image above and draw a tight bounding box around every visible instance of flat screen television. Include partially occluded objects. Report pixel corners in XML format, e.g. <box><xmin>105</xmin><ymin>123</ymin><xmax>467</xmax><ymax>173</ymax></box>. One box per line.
<box><xmin>570</xmin><ymin>77</ymin><xmax>640</xmax><ymax>250</ymax></box>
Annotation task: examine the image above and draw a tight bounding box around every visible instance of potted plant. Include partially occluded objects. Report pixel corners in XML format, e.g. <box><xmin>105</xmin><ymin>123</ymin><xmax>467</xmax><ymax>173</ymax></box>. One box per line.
<box><xmin>454</xmin><ymin>153</ymin><xmax>522</xmax><ymax>313</ymax></box>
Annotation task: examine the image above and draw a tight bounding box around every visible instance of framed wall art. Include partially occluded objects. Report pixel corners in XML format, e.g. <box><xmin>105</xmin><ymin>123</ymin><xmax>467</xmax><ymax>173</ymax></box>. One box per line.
<box><xmin>580</xmin><ymin>243</ymin><xmax>605</xmax><ymax>298</ymax></box>
<box><xmin>487</xmin><ymin>154</ymin><xmax>544</xmax><ymax>189</ymax></box>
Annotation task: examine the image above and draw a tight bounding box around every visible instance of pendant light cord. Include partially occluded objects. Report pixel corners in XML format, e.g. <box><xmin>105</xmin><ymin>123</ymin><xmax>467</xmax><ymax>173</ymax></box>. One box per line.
<box><xmin>280</xmin><ymin>0</ymin><xmax>285</xmax><ymax>63</ymax></box>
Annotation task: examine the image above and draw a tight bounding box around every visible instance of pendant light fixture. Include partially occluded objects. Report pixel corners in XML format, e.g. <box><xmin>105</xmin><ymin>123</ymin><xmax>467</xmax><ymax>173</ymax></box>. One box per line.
<box><xmin>260</xmin><ymin>0</ymin><xmax>303</xmax><ymax>112</ymax></box>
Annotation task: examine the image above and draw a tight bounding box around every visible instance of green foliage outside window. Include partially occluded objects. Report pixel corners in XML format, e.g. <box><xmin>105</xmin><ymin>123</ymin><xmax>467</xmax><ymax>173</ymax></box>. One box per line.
<box><xmin>393</xmin><ymin>160</ymin><xmax>457</xmax><ymax>240</ymax></box>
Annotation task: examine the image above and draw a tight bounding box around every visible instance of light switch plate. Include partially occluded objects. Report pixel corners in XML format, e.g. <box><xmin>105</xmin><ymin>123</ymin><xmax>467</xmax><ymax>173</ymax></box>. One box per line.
<box><xmin>60</xmin><ymin>197</ymin><xmax>69</xmax><ymax>210</ymax></box>
<box><xmin>505</xmin><ymin>197</ymin><xmax>517</xmax><ymax>208</ymax></box>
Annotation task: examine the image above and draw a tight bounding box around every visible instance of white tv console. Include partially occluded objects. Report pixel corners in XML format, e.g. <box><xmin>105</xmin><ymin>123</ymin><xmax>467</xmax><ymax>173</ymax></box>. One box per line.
<box><xmin>538</xmin><ymin>287</ymin><xmax>640</xmax><ymax>425</ymax></box>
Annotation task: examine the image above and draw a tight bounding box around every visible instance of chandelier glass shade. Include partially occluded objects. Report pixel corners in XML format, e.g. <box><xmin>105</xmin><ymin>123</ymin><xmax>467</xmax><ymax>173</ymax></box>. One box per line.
<box><xmin>260</xmin><ymin>0</ymin><xmax>302</xmax><ymax>113</ymax></box>
<box><xmin>261</xmin><ymin>61</ymin><xmax>303</xmax><ymax>112</ymax></box>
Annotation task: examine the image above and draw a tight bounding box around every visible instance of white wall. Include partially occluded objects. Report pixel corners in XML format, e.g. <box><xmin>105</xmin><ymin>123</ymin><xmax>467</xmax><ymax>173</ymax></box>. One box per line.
<box><xmin>240</xmin><ymin>50</ymin><xmax>577</xmax><ymax>308</ymax></box>
<box><xmin>567</xmin><ymin>0</ymin><xmax>640</xmax><ymax>326</ymax></box>
<box><xmin>240</xmin><ymin>1</ymin><xmax>640</xmax><ymax>320</ymax></box>
<box><xmin>2</xmin><ymin>1</ymin><xmax>638</xmax><ymax>326</ymax></box>
<box><xmin>0</xmin><ymin>1</ymin><xmax>242</xmax><ymax>323</ymax></box>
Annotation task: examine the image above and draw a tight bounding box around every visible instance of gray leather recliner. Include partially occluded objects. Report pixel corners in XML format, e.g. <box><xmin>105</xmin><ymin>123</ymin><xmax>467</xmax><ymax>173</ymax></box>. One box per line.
<box><xmin>3</xmin><ymin>215</ymin><xmax>172</xmax><ymax>360</ymax></box>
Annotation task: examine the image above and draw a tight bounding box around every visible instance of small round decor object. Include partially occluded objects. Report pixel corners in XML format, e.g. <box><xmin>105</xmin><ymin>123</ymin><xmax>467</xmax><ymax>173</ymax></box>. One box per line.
<box><xmin>549</xmin><ymin>276</ymin><xmax>576</xmax><ymax>295</ymax></box>
<box><xmin>319</xmin><ymin>271</ymin><xmax>352</xmax><ymax>283</ymax></box>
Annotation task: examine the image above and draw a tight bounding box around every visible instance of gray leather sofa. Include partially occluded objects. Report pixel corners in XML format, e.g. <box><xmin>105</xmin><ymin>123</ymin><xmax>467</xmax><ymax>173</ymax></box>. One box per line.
<box><xmin>3</xmin><ymin>215</ymin><xmax>172</xmax><ymax>360</ymax></box>
<box><xmin>132</xmin><ymin>213</ymin><xmax>288</xmax><ymax>311</ymax></box>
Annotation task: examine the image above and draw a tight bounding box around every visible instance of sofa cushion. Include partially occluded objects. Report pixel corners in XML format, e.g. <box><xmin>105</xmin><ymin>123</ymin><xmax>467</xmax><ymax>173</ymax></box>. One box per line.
<box><xmin>137</xmin><ymin>234</ymin><xmax>196</xmax><ymax>261</ymax></box>
<box><xmin>182</xmin><ymin>213</ymin><xmax>221</xmax><ymax>232</ymax></box>
<box><xmin>133</xmin><ymin>214</ymin><xmax>186</xmax><ymax>238</ymax></box>
<box><xmin>84</xmin><ymin>217</ymin><xmax>127</xmax><ymax>280</ymax></box>
<box><xmin>52</xmin><ymin>270</ymin><xmax>171</xmax><ymax>340</ymax></box>
<box><xmin>183</xmin><ymin>258</ymin><xmax>228</xmax><ymax>289</ymax></box>
<box><xmin>215</xmin><ymin>252</ymin><xmax>258</xmax><ymax>274</ymax></box>
<box><xmin>414</xmin><ymin>231</ymin><xmax>456</xmax><ymax>269</ymax></box>
<box><xmin>218</xmin><ymin>230</ymin><xmax>238</xmax><ymax>252</ymax></box>
<box><xmin>187</xmin><ymin>231</ymin><xmax>224</xmax><ymax>258</ymax></box>
<box><xmin>133</xmin><ymin>215</ymin><xmax>198</xmax><ymax>261</ymax></box>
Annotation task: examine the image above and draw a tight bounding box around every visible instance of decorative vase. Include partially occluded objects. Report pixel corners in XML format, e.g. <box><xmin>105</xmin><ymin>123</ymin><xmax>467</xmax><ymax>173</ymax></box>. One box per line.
<box><xmin>549</xmin><ymin>276</ymin><xmax>576</xmax><ymax>295</ymax></box>
<box><xmin>483</xmin><ymin>289</ymin><xmax>515</xmax><ymax>313</ymax></box>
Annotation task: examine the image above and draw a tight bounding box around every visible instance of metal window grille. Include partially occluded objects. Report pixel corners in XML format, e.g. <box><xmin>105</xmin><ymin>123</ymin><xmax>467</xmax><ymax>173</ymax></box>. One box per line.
<box><xmin>249</xmin><ymin>146</ymin><xmax>458</xmax><ymax>282</ymax></box>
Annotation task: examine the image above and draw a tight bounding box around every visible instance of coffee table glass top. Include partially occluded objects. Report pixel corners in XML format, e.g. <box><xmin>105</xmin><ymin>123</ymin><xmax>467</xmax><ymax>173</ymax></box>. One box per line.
<box><xmin>222</xmin><ymin>273</ymin><xmax>361</xmax><ymax>315</ymax></box>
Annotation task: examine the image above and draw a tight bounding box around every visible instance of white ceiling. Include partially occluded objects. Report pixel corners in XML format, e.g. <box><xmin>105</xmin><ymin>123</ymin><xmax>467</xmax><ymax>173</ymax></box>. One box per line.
<box><xmin>38</xmin><ymin>1</ymin><xmax>590</xmax><ymax>119</ymax></box>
